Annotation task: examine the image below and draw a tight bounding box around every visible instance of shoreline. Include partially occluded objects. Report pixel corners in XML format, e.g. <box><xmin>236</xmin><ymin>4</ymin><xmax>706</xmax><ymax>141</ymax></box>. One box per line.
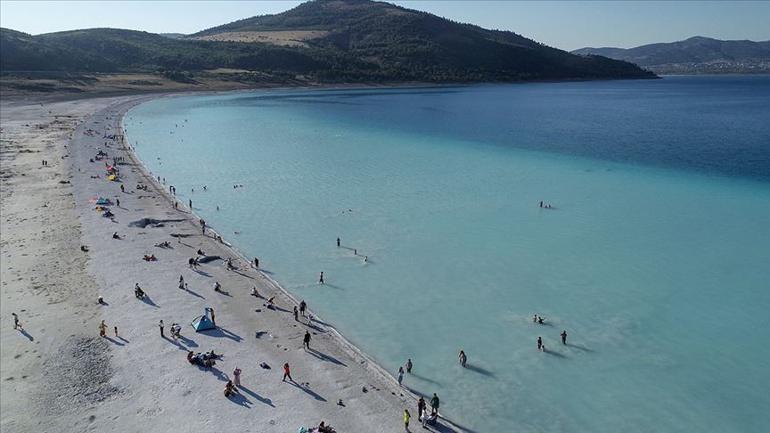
<box><xmin>0</xmin><ymin>89</ymin><xmax>468</xmax><ymax>432</ymax></box>
<box><xmin>118</xmin><ymin>92</ymin><xmax>432</xmax><ymax>415</ymax></box>
<box><xmin>119</xmin><ymin>89</ymin><xmax>473</xmax><ymax>433</ymax></box>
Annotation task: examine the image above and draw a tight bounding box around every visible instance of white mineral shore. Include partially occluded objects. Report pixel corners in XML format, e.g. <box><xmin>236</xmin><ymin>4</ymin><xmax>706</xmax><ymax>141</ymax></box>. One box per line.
<box><xmin>1</xmin><ymin>94</ymin><xmax>458</xmax><ymax>433</ymax></box>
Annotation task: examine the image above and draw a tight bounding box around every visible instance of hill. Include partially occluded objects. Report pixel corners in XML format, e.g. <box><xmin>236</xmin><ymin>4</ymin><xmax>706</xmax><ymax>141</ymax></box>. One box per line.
<box><xmin>572</xmin><ymin>36</ymin><xmax>770</xmax><ymax>74</ymax></box>
<box><xmin>1</xmin><ymin>0</ymin><xmax>654</xmax><ymax>84</ymax></box>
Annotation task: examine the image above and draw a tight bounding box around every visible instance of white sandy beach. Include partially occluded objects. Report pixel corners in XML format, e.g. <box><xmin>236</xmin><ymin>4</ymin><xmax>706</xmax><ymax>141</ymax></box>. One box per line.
<box><xmin>1</xmin><ymin>94</ymin><xmax>457</xmax><ymax>433</ymax></box>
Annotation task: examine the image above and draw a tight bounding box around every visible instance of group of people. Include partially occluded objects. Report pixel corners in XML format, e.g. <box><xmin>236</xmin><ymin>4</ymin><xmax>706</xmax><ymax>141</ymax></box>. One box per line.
<box><xmin>533</xmin><ymin>314</ymin><xmax>569</xmax><ymax>349</ymax></box>
<box><xmin>84</xmin><ymin>124</ymin><xmax>456</xmax><ymax>432</ymax></box>
<box><xmin>407</xmin><ymin>393</ymin><xmax>440</xmax><ymax>430</ymax></box>
<box><xmin>187</xmin><ymin>350</ymin><xmax>220</xmax><ymax>368</ymax></box>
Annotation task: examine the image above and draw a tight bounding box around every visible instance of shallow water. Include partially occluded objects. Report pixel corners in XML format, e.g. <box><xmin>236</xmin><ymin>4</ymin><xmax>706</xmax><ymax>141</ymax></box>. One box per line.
<box><xmin>125</xmin><ymin>76</ymin><xmax>770</xmax><ymax>433</ymax></box>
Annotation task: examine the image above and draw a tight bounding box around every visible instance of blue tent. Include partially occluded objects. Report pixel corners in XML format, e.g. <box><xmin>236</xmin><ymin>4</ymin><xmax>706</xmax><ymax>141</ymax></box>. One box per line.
<box><xmin>191</xmin><ymin>308</ymin><xmax>215</xmax><ymax>332</ymax></box>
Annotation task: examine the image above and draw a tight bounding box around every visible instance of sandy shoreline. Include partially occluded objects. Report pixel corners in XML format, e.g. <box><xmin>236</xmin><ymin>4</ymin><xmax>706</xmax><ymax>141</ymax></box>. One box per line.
<box><xmin>1</xmin><ymin>91</ymin><xmax>463</xmax><ymax>433</ymax></box>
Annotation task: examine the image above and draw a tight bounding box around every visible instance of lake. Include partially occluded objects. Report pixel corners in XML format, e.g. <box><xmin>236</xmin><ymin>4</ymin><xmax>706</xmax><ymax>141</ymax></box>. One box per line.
<box><xmin>125</xmin><ymin>75</ymin><xmax>770</xmax><ymax>433</ymax></box>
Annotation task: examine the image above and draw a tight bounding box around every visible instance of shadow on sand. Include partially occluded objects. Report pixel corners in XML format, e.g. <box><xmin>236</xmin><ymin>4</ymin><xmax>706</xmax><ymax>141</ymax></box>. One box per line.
<box><xmin>184</xmin><ymin>288</ymin><xmax>205</xmax><ymax>299</ymax></box>
<box><xmin>140</xmin><ymin>295</ymin><xmax>159</xmax><ymax>308</ymax></box>
<box><xmin>232</xmin><ymin>269</ymin><xmax>255</xmax><ymax>280</ymax></box>
<box><xmin>103</xmin><ymin>336</ymin><xmax>124</xmax><ymax>346</ymax></box>
<box><xmin>287</xmin><ymin>380</ymin><xmax>326</xmax><ymax>402</ymax></box>
<box><xmin>193</xmin><ymin>269</ymin><xmax>211</xmax><ymax>277</ymax></box>
<box><xmin>228</xmin><ymin>391</ymin><xmax>252</xmax><ymax>408</ymax></box>
<box><xmin>239</xmin><ymin>385</ymin><xmax>275</xmax><ymax>407</ymax></box>
<box><xmin>306</xmin><ymin>348</ymin><xmax>347</xmax><ymax>367</ymax></box>
<box><xmin>200</xmin><ymin>326</ymin><xmax>242</xmax><ymax>342</ymax></box>
<box><xmin>18</xmin><ymin>329</ymin><xmax>34</xmax><ymax>342</ymax></box>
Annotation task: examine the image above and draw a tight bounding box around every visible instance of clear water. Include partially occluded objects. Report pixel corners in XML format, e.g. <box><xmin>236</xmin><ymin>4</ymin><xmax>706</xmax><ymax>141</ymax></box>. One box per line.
<box><xmin>125</xmin><ymin>76</ymin><xmax>770</xmax><ymax>433</ymax></box>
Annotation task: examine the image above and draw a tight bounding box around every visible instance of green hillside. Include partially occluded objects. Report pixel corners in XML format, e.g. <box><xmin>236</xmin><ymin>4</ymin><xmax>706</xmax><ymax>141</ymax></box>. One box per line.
<box><xmin>1</xmin><ymin>0</ymin><xmax>655</xmax><ymax>83</ymax></box>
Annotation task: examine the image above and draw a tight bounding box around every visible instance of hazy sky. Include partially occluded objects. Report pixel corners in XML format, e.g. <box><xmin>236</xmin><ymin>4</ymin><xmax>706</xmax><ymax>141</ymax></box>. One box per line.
<box><xmin>1</xmin><ymin>1</ymin><xmax>768</xmax><ymax>51</ymax></box>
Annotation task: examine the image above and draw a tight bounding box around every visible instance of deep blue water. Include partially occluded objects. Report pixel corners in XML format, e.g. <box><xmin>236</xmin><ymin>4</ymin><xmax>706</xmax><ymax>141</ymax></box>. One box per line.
<box><xmin>222</xmin><ymin>75</ymin><xmax>770</xmax><ymax>181</ymax></box>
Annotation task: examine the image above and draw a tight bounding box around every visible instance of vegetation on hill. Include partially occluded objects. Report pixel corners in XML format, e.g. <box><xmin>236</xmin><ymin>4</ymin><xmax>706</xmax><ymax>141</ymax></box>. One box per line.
<box><xmin>573</xmin><ymin>36</ymin><xmax>770</xmax><ymax>74</ymax></box>
<box><xmin>2</xmin><ymin>0</ymin><xmax>655</xmax><ymax>83</ymax></box>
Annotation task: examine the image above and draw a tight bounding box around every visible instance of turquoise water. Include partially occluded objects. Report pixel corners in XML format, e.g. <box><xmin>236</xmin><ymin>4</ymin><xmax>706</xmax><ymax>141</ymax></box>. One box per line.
<box><xmin>125</xmin><ymin>76</ymin><xmax>770</xmax><ymax>433</ymax></box>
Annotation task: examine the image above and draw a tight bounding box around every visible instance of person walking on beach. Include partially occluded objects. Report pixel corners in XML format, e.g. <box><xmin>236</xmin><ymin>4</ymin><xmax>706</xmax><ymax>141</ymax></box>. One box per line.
<box><xmin>537</xmin><ymin>336</ymin><xmax>543</xmax><ymax>351</ymax></box>
<box><xmin>406</xmin><ymin>358</ymin><xmax>413</xmax><ymax>373</ymax></box>
<box><xmin>299</xmin><ymin>300</ymin><xmax>307</xmax><ymax>318</ymax></box>
<box><xmin>397</xmin><ymin>366</ymin><xmax>404</xmax><ymax>386</ymax></box>
<box><xmin>159</xmin><ymin>320</ymin><xmax>165</xmax><ymax>338</ymax></box>
<box><xmin>417</xmin><ymin>396</ymin><xmax>426</xmax><ymax>419</ymax></box>
<box><xmin>293</xmin><ymin>306</ymin><xmax>299</xmax><ymax>321</ymax></box>
<box><xmin>561</xmin><ymin>330</ymin><xmax>568</xmax><ymax>345</ymax></box>
<box><xmin>99</xmin><ymin>320</ymin><xmax>107</xmax><ymax>337</ymax></box>
<box><xmin>189</xmin><ymin>199</ymin><xmax>192</xmax><ymax>209</ymax></box>
<box><xmin>233</xmin><ymin>367</ymin><xmax>242</xmax><ymax>387</ymax></box>
<box><xmin>210</xmin><ymin>308</ymin><xmax>216</xmax><ymax>327</ymax></box>
<box><xmin>12</xmin><ymin>312</ymin><xmax>20</xmax><ymax>330</ymax></box>
<box><xmin>459</xmin><ymin>350</ymin><xmax>467</xmax><ymax>367</ymax></box>
<box><xmin>337</xmin><ymin>237</ymin><xmax>340</xmax><ymax>247</ymax></box>
<box><xmin>282</xmin><ymin>362</ymin><xmax>293</xmax><ymax>382</ymax></box>
<box><xmin>319</xmin><ymin>272</ymin><xmax>324</xmax><ymax>284</ymax></box>
<box><xmin>430</xmin><ymin>393</ymin><xmax>440</xmax><ymax>415</ymax></box>
<box><xmin>403</xmin><ymin>409</ymin><xmax>411</xmax><ymax>432</ymax></box>
<box><xmin>114</xmin><ymin>326</ymin><xmax>118</xmax><ymax>338</ymax></box>
<box><xmin>253</xmin><ymin>257</ymin><xmax>259</xmax><ymax>268</ymax></box>
<box><xmin>303</xmin><ymin>331</ymin><xmax>311</xmax><ymax>350</ymax></box>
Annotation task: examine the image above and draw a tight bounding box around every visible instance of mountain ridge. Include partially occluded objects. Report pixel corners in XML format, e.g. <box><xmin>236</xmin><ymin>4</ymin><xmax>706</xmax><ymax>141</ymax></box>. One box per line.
<box><xmin>573</xmin><ymin>36</ymin><xmax>770</xmax><ymax>74</ymax></box>
<box><xmin>1</xmin><ymin>0</ymin><xmax>655</xmax><ymax>83</ymax></box>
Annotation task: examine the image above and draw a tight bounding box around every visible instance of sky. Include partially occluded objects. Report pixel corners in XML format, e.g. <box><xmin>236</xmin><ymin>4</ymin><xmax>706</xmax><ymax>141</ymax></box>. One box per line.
<box><xmin>1</xmin><ymin>1</ymin><xmax>768</xmax><ymax>51</ymax></box>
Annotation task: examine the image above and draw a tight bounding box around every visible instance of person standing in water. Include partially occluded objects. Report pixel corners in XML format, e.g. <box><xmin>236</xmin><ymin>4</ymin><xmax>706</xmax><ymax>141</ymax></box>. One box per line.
<box><xmin>561</xmin><ymin>330</ymin><xmax>567</xmax><ymax>345</ymax></box>
<box><xmin>459</xmin><ymin>350</ymin><xmax>467</xmax><ymax>367</ymax></box>
<box><xmin>430</xmin><ymin>393</ymin><xmax>440</xmax><ymax>415</ymax></box>
<box><xmin>406</xmin><ymin>358</ymin><xmax>413</xmax><ymax>373</ymax></box>
<box><xmin>319</xmin><ymin>272</ymin><xmax>324</xmax><ymax>284</ymax></box>
<box><xmin>336</xmin><ymin>237</ymin><xmax>340</xmax><ymax>247</ymax></box>
<box><xmin>397</xmin><ymin>366</ymin><xmax>404</xmax><ymax>386</ymax></box>
<box><xmin>537</xmin><ymin>336</ymin><xmax>543</xmax><ymax>351</ymax></box>
<box><xmin>188</xmin><ymin>199</ymin><xmax>192</xmax><ymax>209</ymax></box>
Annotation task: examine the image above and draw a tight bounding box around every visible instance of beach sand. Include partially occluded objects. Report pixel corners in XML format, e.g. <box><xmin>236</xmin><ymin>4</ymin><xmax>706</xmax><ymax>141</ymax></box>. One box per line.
<box><xmin>1</xmin><ymin>94</ymin><xmax>452</xmax><ymax>432</ymax></box>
